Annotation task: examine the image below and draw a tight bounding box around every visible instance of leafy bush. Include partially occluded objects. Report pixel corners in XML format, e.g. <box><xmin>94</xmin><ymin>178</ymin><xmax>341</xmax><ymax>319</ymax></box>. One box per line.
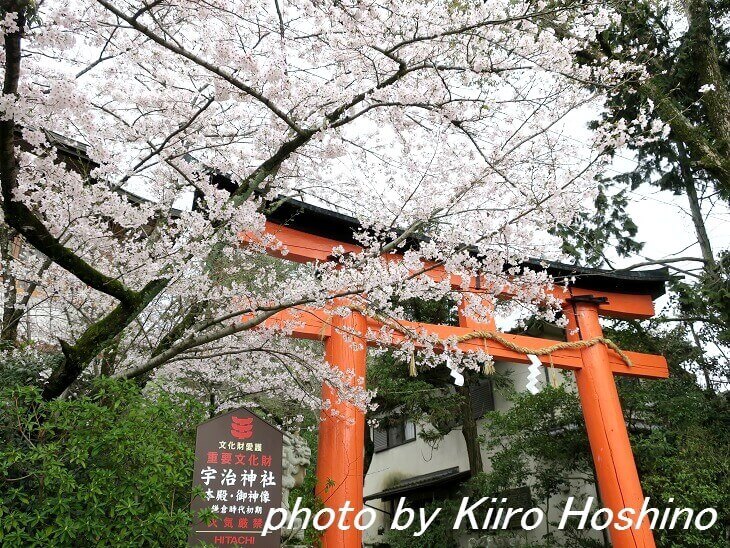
<box><xmin>0</xmin><ymin>379</ymin><xmax>206</xmax><ymax>546</ymax></box>
<box><xmin>0</xmin><ymin>342</ymin><xmax>60</xmax><ymax>388</ymax></box>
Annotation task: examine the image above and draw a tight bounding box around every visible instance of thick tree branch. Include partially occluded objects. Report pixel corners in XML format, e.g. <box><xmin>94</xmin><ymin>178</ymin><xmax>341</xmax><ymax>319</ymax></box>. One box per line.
<box><xmin>42</xmin><ymin>277</ymin><xmax>168</xmax><ymax>399</ymax></box>
<box><xmin>0</xmin><ymin>9</ymin><xmax>137</xmax><ymax>304</ymax></box>
<box><xmin>641</xmin><ymin>79</ymin><xmax>730</xmax><ymax>192</ymax></box>
<box><xmin>151</xmin><ymin>300</ymin><xmax>208</xmax><ymax>358</ymax></box>
<box><xmin>614</xmin><ymin>257</ymin><xmax>707</xmax><ymax>271</ymax></box>
<box><xmin>114</xmin><ymin>285</ymin><xmax>372</xmax><ymax>381</ymax></box>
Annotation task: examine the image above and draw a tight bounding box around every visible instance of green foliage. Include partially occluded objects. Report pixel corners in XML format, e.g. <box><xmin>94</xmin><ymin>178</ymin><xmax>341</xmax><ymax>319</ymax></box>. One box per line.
<box><xmin>394</xmin><ymin>296</ymin><xmax>458</xmax><ymax>326</ymax></box>
<box><xmin>622</xmin><ymin>374</ymin><xmax>729</xmax><ymax>548</ymax></box>
<box><xmin>0</xmin><ymin>379</ymin><xmax>206</xmax><ymax>547</ymax></box>
<box><xmin>553</xmin><ymin>180</ymin><xmax>642</xmax><ymax>267</ymax></box>
<box><xmin>477</xmin><ymin>386</ymin><xmax>592</xmax><ymax>504</ymax></box>
<box><xmin>0</xmin><ymin>342</ymin><xmax>62</xmax><ymax>388</ymax></box>
<box><xmin>468</xmin><ymin>321</ymin><xmax>729</xmax><ymax>547</ymax></box>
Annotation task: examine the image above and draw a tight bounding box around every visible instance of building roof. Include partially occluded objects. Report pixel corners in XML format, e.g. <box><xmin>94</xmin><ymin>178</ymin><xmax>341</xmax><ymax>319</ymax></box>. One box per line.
<box><xmin>363</xmin><ymin>467</ymin><xmax>470</xmax><ymax>502</ymax></box>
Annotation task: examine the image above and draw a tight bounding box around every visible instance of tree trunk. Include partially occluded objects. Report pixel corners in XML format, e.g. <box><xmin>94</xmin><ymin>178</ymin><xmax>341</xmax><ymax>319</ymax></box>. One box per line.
<box><xmin>678</xmin><ymin>143</ymin><xmax>718</xmax><ymax>390</ymax></box>
<box><xmin>363</xmin><ymin>425</ymin><xmax>374</xmax><ymax>483</ymax></box>
<box><xmin>685</xmin><ymin>0</ymin><xmax>730</xmax><ymax>160</ymax></box>
<box><xmin>457</xmin><ymin>372</ymin><xmax>484</xmax><ymax>474</ymax></box>
<box><xmin>0</xmin><ymin>226</ymin><xmax>20</xmax><ymax>343</ymax></box>
<box><xmin>209</xmin><ymin>393</ymin><xmax>216</xmax><ymax>418</ymax></box>
<box><xmin>678</xmin><ymin>144</ymin><xmax>714</xmax><ymax>265</ymax></box>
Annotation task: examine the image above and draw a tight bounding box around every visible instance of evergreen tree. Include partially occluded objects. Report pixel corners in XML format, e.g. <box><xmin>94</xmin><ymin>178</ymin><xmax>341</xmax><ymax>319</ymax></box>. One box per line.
<box><xmin>551</xmin><ymin>0</ymin><xmax>729</xmax><ymax>389</ymax></box>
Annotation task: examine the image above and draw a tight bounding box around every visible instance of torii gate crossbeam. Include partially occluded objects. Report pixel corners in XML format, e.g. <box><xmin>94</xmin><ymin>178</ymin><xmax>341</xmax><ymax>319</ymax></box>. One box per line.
<box><xmin>242</xmin><ymin>203</ymin><xmax>669</xmax><ymax>548</ymax></box>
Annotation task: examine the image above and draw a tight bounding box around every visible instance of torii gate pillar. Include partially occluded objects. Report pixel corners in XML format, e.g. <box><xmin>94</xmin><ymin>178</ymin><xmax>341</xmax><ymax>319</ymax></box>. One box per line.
<box><xmin>565</xmin><ymin>297</ymin><xmax>656</xmax><ymax>548</ymax></box>
<box><xmin>316</xmin><ymin>307</ymin><xmax>367</xmax><ymax>548</ymax></box>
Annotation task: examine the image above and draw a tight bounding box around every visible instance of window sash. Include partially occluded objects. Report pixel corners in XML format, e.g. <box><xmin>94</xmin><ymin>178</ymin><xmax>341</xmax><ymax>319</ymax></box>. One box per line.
<box><xmin>374</xmin><ymin>419</ymin><xmax>416</xmax><ymax>451</ymax></box>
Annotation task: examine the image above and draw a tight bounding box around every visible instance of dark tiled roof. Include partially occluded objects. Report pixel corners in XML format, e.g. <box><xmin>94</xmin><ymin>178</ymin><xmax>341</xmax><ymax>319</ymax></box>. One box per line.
<box><xmin>364</xmin><ymin>467</ymin><xmax>470</xmax><ymax>501</ymax></box>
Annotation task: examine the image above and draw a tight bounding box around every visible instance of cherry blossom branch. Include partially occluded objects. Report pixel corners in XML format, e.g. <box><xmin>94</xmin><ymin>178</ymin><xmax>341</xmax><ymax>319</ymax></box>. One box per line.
<box><xmin>112</xmin><ymin>306</ymin><xmax>283</xmax><ymax>381</ymax></box>
<box><xmin>235</xmin><ymin>53</ymin><xmax>445</xmax><ymax>199</ymax></box>
<box><xmin>384</xmin><ymin>4</ymin><xmax>587</xmax><ymax>54</ymax></box>
<box><xmin>95</xmin><ymin>0</ymin><xmax>306</xmax><ymax>135</ymax></box>
<box><xmin>75</xmin><ymin>26</ymin><xmax>119</xmax><ymax>78</ymax></box>
<box><xmin>114</xmin><ymin>282</ymin><xmax>376</xmax><ymax>382</ymax></box>
<box><xmin>112</xmin><ymin>94</ymin><xmax>216</xmax><ymax>190</ymax></box>
<box><xmin>0</xmin><ymin>7</ymin><xmax>138</xmax><ymax>305</ymax></box>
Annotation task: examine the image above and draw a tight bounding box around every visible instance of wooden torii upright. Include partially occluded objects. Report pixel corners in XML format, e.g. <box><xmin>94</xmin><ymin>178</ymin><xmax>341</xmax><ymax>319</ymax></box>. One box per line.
<box><xmin>247</xmin><ymin>200</ymin><xmax>669</xmax><ymax>548</ymax></box>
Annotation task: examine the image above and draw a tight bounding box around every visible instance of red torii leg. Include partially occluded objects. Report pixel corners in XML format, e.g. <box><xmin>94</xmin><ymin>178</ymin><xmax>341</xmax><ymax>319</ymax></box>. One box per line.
<box><xmin>565</xmin><ymin>297</ymin><xmax>656</xmax><ymax>548</ymax></box>
<box><xmin>316</xmin><ymin>308</ymin><xmax>367</xmax><ymax>548</ymax></box>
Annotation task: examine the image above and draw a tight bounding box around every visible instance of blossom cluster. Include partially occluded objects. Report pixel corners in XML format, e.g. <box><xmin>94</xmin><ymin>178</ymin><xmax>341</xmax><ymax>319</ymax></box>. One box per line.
<box><xmin>1</xmin><ymin>0</ymin><xmax>635</xmax><ymax>416</ymax></box>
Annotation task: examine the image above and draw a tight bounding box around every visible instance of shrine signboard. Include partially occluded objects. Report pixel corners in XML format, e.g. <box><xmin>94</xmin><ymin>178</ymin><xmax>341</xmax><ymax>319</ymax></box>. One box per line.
<box><xmin>189</xmin><ymin>408</ymin><xmax>283</xmax><ymax>547</ymax></box>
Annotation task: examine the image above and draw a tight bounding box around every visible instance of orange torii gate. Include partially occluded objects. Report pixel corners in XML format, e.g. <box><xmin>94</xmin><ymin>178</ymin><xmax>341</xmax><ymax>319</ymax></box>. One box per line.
<box><xmin>246</xmin><ymin>199</ymin><xmax>669</xmax><ymax>548</ymax></box>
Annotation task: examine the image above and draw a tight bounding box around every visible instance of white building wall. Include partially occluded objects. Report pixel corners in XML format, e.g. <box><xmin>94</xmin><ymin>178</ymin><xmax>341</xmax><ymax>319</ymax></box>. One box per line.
<box><xmin>363</xmin><ymin>360</ymin><xmax>602</xmax><ymax>546</ymax></box>
<box><xmin>364</xmin><ymin>426</ymin><xmax>470</xmax><ymax>537</ymax></box>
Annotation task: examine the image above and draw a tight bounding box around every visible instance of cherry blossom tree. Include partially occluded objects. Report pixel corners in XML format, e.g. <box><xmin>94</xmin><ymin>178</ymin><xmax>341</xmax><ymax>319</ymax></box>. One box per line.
<box><xmin>0</xmin><ymin>0</ymin><xmax>630</xmax><ymax>414</ymax></box>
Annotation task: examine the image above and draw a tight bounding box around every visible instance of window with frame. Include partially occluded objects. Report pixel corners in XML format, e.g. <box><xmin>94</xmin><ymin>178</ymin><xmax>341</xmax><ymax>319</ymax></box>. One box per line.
<box><xmin>373</xmin><ymin>419</ymin><xmax>416</xmax><ymax>452</ymax></box>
